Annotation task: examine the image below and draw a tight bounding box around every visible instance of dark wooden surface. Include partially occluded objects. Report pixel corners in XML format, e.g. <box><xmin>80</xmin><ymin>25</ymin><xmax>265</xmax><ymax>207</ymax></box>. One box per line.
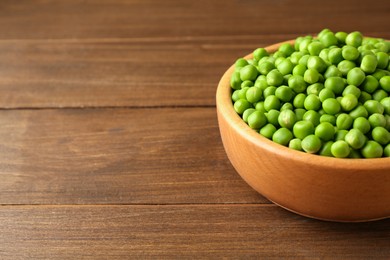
<box><xmin>0</xmin><ymin>0</ymin><xmax>389</xmax><ymax>258</ymax></box>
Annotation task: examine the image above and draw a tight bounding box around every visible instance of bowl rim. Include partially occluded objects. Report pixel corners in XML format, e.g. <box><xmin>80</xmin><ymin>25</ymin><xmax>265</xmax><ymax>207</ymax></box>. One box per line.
<box><xmin>216</xmin><ymin>40</ymin><xmax>390</xmax><ymax>170</ymax></box>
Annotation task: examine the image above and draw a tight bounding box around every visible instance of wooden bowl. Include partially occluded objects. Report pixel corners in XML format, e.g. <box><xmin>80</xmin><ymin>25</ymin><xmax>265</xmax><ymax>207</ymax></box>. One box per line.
<box><xmin>216</xmin><ymin>41</ymin><xmax>390</xmax><ymax>222</ymax></box>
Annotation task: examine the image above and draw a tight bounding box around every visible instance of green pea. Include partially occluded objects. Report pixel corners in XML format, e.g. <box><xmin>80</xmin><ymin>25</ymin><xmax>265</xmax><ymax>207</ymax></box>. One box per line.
<box><xmin>322</xmin><ymin>98</ymin><xmax>341</xmax><ymax>115</ymax></box>
<box><xmin>293</xmin><ymin>120</ymin><xmax>315</xmax><ymax>139</ymax></box>
<box><xmin>331</xmin><ymin>140</ymin><xmax>350</xmax><ymax>158</ymax></box>
<box><xmin>336</xmin><ymin>113</ymin><xmax>353</xmax><ymax>130</ymax></box>
<box><xmin>360</xmin><ymin>55</ymin><xmax>378</xmax><ymax>74</ymax></box>
<box><xmin>320</xmin><ymin>114</ymin><xmax>336</xmax><ymax>125</ymax></box>
<box><xmin>358</xmin><ymin>91</ymin><xmax>373</xmax><ymax>104</ymax></box>
<box><xmin>242</xmin><ymin>108</ymin><xmax>256</xmax><ymax>123</ymax></box>
<box><xmin>298</xmin><ymin>54</ymin><xmax>310</xmax><ymax>66</ymax></box>
<box><xmin>272</xmin><ymin>128</ymin><xmax>293</xmax><ymax>146</ymax></box>
<box><xmin>278</xmin><ymin>109</ymin><xmax>296</xmax><ymax>129</ymax></box>
<box><xmin>267</xmin><ymin>69</ymin><xmax>284</xmax><ymax>86</ymax></box>
<box><xmin>349</xmin><ymin>105</ymin><xmax>369</xmax><ymax>119</ymax></box>
<box><xmin>304</xmin><ymin>94</ymin><xmax>321</xmax><ymax>111</ymax></box>
<box><xmin>248</xmin><ymin>111</ymin><xmax>267</xmax><ymax>129</ymax></box>
<box><xmin>319</xmin><ymin>48</ymin><xmax>330</xmax><ymax>63</ymax></box>
<box><xmin>254</xmin><ymin>75</ymin><xmax>269</xmax><ymax>90</ymax></box>
<box><xmin>275</xmin><ymin>85</ymin><xmax>294</xmax><ymax>102</ymax></box>
<box><xmin>235</xmin><ymin>58</ymin><xmax>248</xmax><ymax>68</ymax></box>
<box><xmin>324</xmin><ymin>76</ymin><xmax>345</xmax><ymax>95</ymax></box>
<box><xmin>371</xmin><ymin>126</ymin><xmax>390</xmax><ymax>145</ymax></box>
<box><xmin>303</xmin><ymin>68</ymin><xmax>320</xmax><ymax>84</ymax></box>
<box><xmin>361</xmin><ymin>140</ymin><xmax>383</xmax><ymax>158</ymax></box>
<box><xmin>263</xmin><ymin>86</ymin><xmax>277</xmax><ymax>98</ymax></box>
<box><xmin>255</xmin><ymin>101</ymin><xmax>266</xmax><ymax>113</ymax></box>
<box><xmin>232</xmin><ymin>90</ymin><xmax>240</xmax><ymax>102</ymax></box>
<box><xmin>384</xmin><ymin>143</ymin><xmax>390</xmax><ymax>157</ymax></box>
<box><xmin>328</xmin><ymin>48</ymin><xmax>343</xmax><ymax>65</ymax></box>
<box><xmin>345</xmin><ymin>129</ymin><xmax>366</xmax><ymax>149</ymax></box>
<box><xmin>280</xmin><ymin>102</ymin><xmax>294</xmax><ymax>111</ymax></box>
<box><xmin>347</xmin><ymin>67</ymin><xmax>365</xmax><ymax>86</ymax></box>
<box><xmin>260</xmin><ymin>124</ymin><xmax>277</xmax><ymax>139</ymax></box>
<box><xmin>335</xmin><ymin>31</ymin><xmax>348</xmax><ymax>44</ymax></box>
<box><xmin>234</xmin><ymin>99</ymin><xmax>252</xmax><ymax>115</ymax></box>
<box><xmin>265</xmin><ymin>109</ymin><xmax>280</xmax><ymax>127</ymax></box>
<box><xmin>319</xmin><ymin>88</ymin><xmax>335</xmax><ymax>102</ymax></box>
<box><xmin>380</xmin><ymin>97</ymin><xmax>390</xmax><ymax>114</ymax></box>
<box><xmin>258</xmin><ymin>61</ymin><xmax>275</xmax><ymax>75</ymax></box>
<box><xmin>319</xmin><ymin>141</ymin><xmax>334</xmax><ymax>157</ymax></box>
<box><xmin>335</xmin><ymin>129</ymin><xmax>348</xmax><ymax>141</ymax></box>
<box><xmin>238</xmin><ymin>87</ymin><xmax>250</xmax><ymax>99</ymax></box>
<box><xmin>292</xmin><ymin>64</ymin><xmax>307</xmax><ymax>76</ymax></box>
<box><xmin>253</xmin><ymin>48</ymin><xmax>269</xmax><ymax>61</ymax></box>
<box><xmin>324</xmin><ymin>65</ymin><xmax>342</xmax><ymax>79</ymax></box>
<box><xmin>368</xmin><ymin>113</ymin><xmax>387</xmax><ymax>128</ymax></box>
<box><xmin>290</xmin><ymin>52</ymin><xmax>304</xmax><ymax>65</ymax></box>
<box><xmin>372</xmin><ymin>69</ymin><xmax>389</xmax><ymax>81</ymax></box>
<box><xmin>342</xmin><ymin>45</ymin><xmax>360</xmax><ymax>61</ymax></box>
<box><xmin>338</xmin><ymin>60</ymin><xmax>356</xmax><ymax>76</ymax></box>
<box><xmin>301</xmin><ymin>134</ymin><xmax>322</xmax><ymax>153</ymax></box>
<box><xmin>315</xmin><ymin>122</ymin><xmax>335</xmax><ymax>141</ymax></box>
<box><xmin>340</xmin><ymin>94</ymin><xmax>358</xmax><ymax>112</ymax></box>
<box><xmin>364</xmin><ymin>100</ymin><xmax>384</xmax><ymax>115</ymax></box>
<box><xmin>279</xmin><ymin>43</ymin><xmax>295</xmax><ymax>57</ymax></box>
<box><xmin>288</xmin><ymin>75</ymin><xmax>307</xmax><ymax>93</ymax></box>
<box><xmin>245</xmin><ymin>87</ymin><xmax>262</xmax><ymax>104</ymax></box>
<box><xmin>289</xmin><ymin>138</ymin><xmax>303</xmax><ymax>151</ymax></box>
<box><xmin>241</xmin><ymin>80</ymin><xmax>254</xmax><ymax>89</ymax></box>
<box><xmin>230</xmin><ymin>71</ymin><xmax>242</xmax><ymax>90</ymax></box>
<box><xmin>348</xmin><ymin>149</ymin><xmax>362</xmax><ymax>158</ymax></box>
<box><xmin>307</xmin><ymin>56</ymin><xmax>327</xmax><ymax>73</ymax></box>
<box><xmin>372</xmin><ymin>89</ymin><xmax>388</xmax><ymax>102</ymax></box>
<box><xmin>277</xmin><ymin>59</ymin><xmax>294</xmax><ymax>75</ymax></box>
<box><xmin>295</xmin><ymin>108</ymin><xmax>307</xmax><ymax>121</ymax></box>
<box><xmin>303</xmin><ymin>110</ymin><xmax>321</xmax><ymax>126</ymax></box>
<box><xmin>342</xmin><ymin>85</ymin><xmax>361</xmax><ymax>98</ymax></box>
<box><xmin>353</xmin><ymin>117</ymin><xmax>371</xmax><ymax>134</ymax></box>
<box><xmin>240</xmin><ymin>65</ymin><xmax>258</xmax><ymax>81</ymax></box>
<box><xmin>345</xmin><ymin>31</ymin><xmax>363</xmax><ymax>47</ymax></box>
<box><xmin>376</xmin><ymin>52</ymin><xmax>389</xmax><ymax>69</ymax></box>
<box><xmin>264</xmin><ymin>95</ymin><xmax>281</xmax><ymax>111</ymax></box>
<box><xmin>320</xmin><ymin>31</ymin><xmax>338</xmax><ymax>48</ymax></box>
<box><xmin>379</xmin><ymin>76</ymin><xmax>390</xmax><ymax>92</ymax></box>
<box><xmin>307</xmin><ymin>83</ymin><xmax>324</xmax><ymax>96</ymax></box>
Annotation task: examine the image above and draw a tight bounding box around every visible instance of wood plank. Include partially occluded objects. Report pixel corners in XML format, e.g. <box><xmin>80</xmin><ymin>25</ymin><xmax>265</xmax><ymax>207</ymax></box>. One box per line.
<box><xmin>0</xmin><ymin>0</ymin><xmax>388</xmax><ymax>40</ymax></box>
<box><xmin>0</xmin><ymin>107</ymin><xmax>266</xmax><ymax>204</ymax></box>
<box><xmin>0</xmin><ymin>205</ymin><xmax>389</xmax><ymax>258</ymax></box>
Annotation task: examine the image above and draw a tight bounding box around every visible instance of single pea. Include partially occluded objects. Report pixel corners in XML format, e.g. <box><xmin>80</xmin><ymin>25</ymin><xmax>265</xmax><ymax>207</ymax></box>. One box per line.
<box><xmin>264</xmin><ymin>95</ymin><xmax>281</xmax><ymax>111</ymax></box>
<box><xmin>304</xmin><ymin>94</ymin><xmax>321</xmax><ymax>111</ymax></box>
<box><xmin>263</xmin><ymin>86</ymin><xmax>277</xmax><ymax>98</ymax></box>
<box><xmin>322</xmin><ymin>98</ymin><xmax>341</xmax><ymax>115</ymax></box>
<box><xmin>331</xmin><ymin>140</ymin><xmax>350</xmax><ymax>158</ymax></box>
<box><xmin>295</xmin><ymin>108</ymin><xmax>307</xmax><ymax>121</ymax></box>
<box><xmin>376</xmin><ymin>52</ymin><xmax>389</xmax><ymax>69</ymax></box>
<box><xmin>254</xmin><ymin>75</ymin><xmax>268</xmax><ymax>90</ymax></box>
<box><xmin>260</xmin><ymin>124</ymin><xmax>277</xmax><ymax>139</ymax></box>
<box><xmin>358</xmin><ymin>91</ymin><xmax>373</xmax><ymax>104</ymax></box>
<box><xmin>379</xmin><ymin>76</ymin><xmax>390</xmax><ymax>92</ymax></box>
<box><xmin>255</xmin><ymin>101</ymin><xmax>266</xmax><ymax>113</ymax></box>
<box><xmin>281</xmin><ymin>102</ymin><xmax>294</xmax><ymax>111</ymax></box>
<box><xmin>319</xmin><ymin>48</ymin><xmax>330</xmax><ymax>63</ymax></box>
<box><xmin>347</xmin><ymin>67</ymin><xmax>365</xmax><ymax>86</ymax></box>
<box><xmin>318</xmin><ymin>28</ymin><xmax>332</xmax><ymax>38</ymax></box>
<box><xmin>278</xmin><ymin>109</ymin><xmax>297</xmax><ymax>129</ymax></box>
<box><xmin>319</xmin><ymin>141</ymin><xmax>334</xmax><ymax>157</ymax></box>
<box><xmin>345</xmin><ymin>31</ymin><xmax>363</xmax><ymax>47</ymax></box>
<box><xmin>319</xmin><ymin>88</ymin><xmax>335</xmax><ymax>102</ymax></box>
<box><xmin>342</xmin><ymin>45</ymin><xmax>360</xmax><ymax>61</ymax></box>
<box><xmin>360</xmin><ymin>55</ymin><xmax>378</xmax><ymax>74</ymax></box>
<box><xmin>372</xmin><ymin>69</ymin><xmax>390</xmax><ymax>81</ymax></box>
<box><xmin>267</xmin><ymin>69</ymin><xmax>284</xmax><ymax>86</ymax></box>
<box><xmin>340</xmin><ymin>94</ymin><xmax>358</xmax><ymax>112</ymax></box>
<box><xmin>308</xmin><ymin>41</ymin><xmax>325</xmax><ymax>56</ymax></box>
<box><xmin>289</xmin><ymin>138</ymin><xmax>303</xmax><ymax>151</ymax></box>
<box><xmin>275</xmin><ymin>85</ymin><xmax>294</xmax><ymax>102</ymax></box>
<box><xmin>246</xmin><ymin>87</ymin><xmax>262</xmax><ymax>103</ymax></box>
<box><xmin>324</xmin><ymin>65</ymin><xmax>342</xmax><ymax>79</ymax></box>
<box><xmin>292</xmin><ymin>64</ymin><xmax>307</xmax><ymax>76</ymax></box>
<box><xmin>338</xmin><ymin>60</ymin><xmax>356</xmax><ymax>76</ymax></box>
<box><xmin>292</xmin><ymin>93</ymin><xmax>306</xmax><ymax>109</ymax></box>
<box><xmin>279</xmin><ymin>43</ymin><xmax>295</xmax><ymax>57</ymax></box>
<box><xmin>375</xmin><ymin>41</ymin><xmax>390</xmax><ymax>53</ymax></box>
<box><xmin>364</xmin><ymin>100</ymin><xmax>384</xmax><ymax>114</ymax></box>
<box><xmin>232</xmin><ymin>89</ymin><xmax>240</xmax><ymax>102</ymax></box>
<box><xmin>248</xmin><ymin>111</ymin><xmax>268</xmax><ymax>129</ymax></box>
<box><xmin>265</xmin><ymin>109</ymin><xmax>280</xmax><ymax>127</ymax></box>
<box><xmin>335</xmin><ymin>129</ymin><xmax>348</xmax><ymax>141</ymax></box>
<box><xmin>293</xmin><ymin>120</ymin><xmax>315</xmax><ymax>139</ymax></box>
<box><xmin>238</xmin><ymin>87</ymin><xmax>250</xmax><ymax>99</ymax></box>
<box><xmin>315</xmin><ymin>122</ymin><xmax>335</xmax><ymax>141</ymax></box>
<box><xmin>342</xmin><ymin>85</ymin><xmax>361</xmax><ymax>98</ymax></box>
<box><xmin>345</xmin><ymin>129</ymin><xmax>366</xmax><ymax>149</ymax></box>
<box><xmin>349</xmin><ymin>105</ymin><xmax>369</xmax><ymax>119</ymax></box>
<box><xmin>301</xmin><ymin>134</ymin><xmax>322</xmax><ymax>154</ymax></box>
<box><xmin>258</xmin><ymin>61</ymin><xmax>275</xmax><ymax>75</ymax></box>
<box><xmin>272</xmin><ymin>128</ymin><xmax>293</xmax><ymax>146</ymax></box>
<box><xmin>307</xmin><ymin>56</ymin><xmax>327</xmax><ymax>73</ymax></box>
<box><xmin>371</xmin><ymin>126</ymin><xmax>390</xmax><ymax>145</ymax></box>
<box><xmin>288</xmin><ymin>75</ymin><xmax>307</xmax><ymax>93</ymax></box>
<box><xmin>273</xmin><ymin>51</ymin><xmax>286</xmax><ymax>59</ymax></box>
<box><xmin>335</xmin><ymin>31</ymin><xmax>348</xmax><ymax>44</ymax></box>
<box><xmin>320</xmin><ymin>114</ymin><xmax>336</xmax><ymax>125</ymax></box>
<box><xmin>290</xmin><ymin>52</ymin><xmax>304</xmax><ymax>65</ymax></box>
<box><xmin>328</xmin><ymin>48</ymin><xmax>343</xmax><ymax>65</ymax></box>
<box><xmin>230</xmin><ymin>71</ymin><xmax>242</xmax><ymax>90</ymax></box>
<box><xmin>235</xmin><ymin>58</ymin><xmax>248</xmax><ymax>68</ymax></box>
<box><xmin>303</xmin><ymin>110</ymin><xmax>321</xmax><ymax>126</ymax></box>
<box><xmin>307</xmin><ymin>83</ymin><xmax>324</xmax><ymax>96</ymax></box>
<box><xmin>241</xmin><ymin>80</ymin><xmax>254</xmax><ymax>89</ymax></box>
<box><xmin>298</xmin><ymin>54</ymin><xmax>310</xmax><ymax>66</ymax></box>
<box><xmin>240</xmin><ymin>65</ymin><xmax>258</xmax><ymax>81</ymax></box>
<box><xmin>372</xmin><ymin>89</ymin><xmax>388</xmax><ymax>102</ymax></box>
<box><xmin>336</xmin><ymin>113</ymin><xmax>353</xmax><ymax>130</ymax></box>
<box><xmin>353</xmin><ymin>117</ymin><xmax>371</xmax><ymax>134</ymax></box>
<box><xmin>361</xmin><ymin>140</ymin><xmax>383</xmax><ymax>158</ymax></box>
<box><xmin>320</xmin><ymin>31</ymin><xmax>338</xmax><ymax>48</ymax></box>
<box><xmin>368</xmin><ymin>113</ymin><xmax>387</xmax><ymax>128</ymax></box>
<box><xmin>384</xmin><ymin>143</ymin><xmax>390</xmax><ymax>157</ymax></box>
<box><xmin>380</xmin><ymin>97</ymin><xmax>390</xmax><ymax>114</ymax></box>
<box><xmin>303</xmin><ymin>68</ymin><xmax>320</xmax><ymax>84</ymax></box>
<box><xmin>242</xmin><ymin>108</ymin><xmax>256</xmax><ymax>123</ymax></box>
<box><xmin>253</xmin><ymin>48</ymin><xmax>269</xmax><ymax>61</ymax></box>
<box><xmin>234</xmin><ymin>99</ymin><xmax>252</xmax><ymax>115</ymax></box>
<box><xmin>324</xmin><ymin>76</ymin><xmax>345</xmax><ymax>95</ymax></box>
<box><xmin>276</xmin><ymin>58</ymin><xmax>294</xmax><ymax>76</ymax></box>
<box><xmin>299</xmin><ymin>38</ymin><xmax>312</xmax><ymax>52</ymax></box>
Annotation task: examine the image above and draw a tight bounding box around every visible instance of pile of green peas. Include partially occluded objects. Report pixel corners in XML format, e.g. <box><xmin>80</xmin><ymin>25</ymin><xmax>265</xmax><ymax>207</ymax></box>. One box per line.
<box><xmin>231</xmin><ymin>29</ymin><xmax>390</xmax><ymax>158</ymax></box>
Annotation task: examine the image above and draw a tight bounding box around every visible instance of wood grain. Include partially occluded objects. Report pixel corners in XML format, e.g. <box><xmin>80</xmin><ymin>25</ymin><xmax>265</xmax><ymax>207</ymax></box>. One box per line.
<box><xmin>0</xmin><ymin>107</ymin><xmax>265</xmax><ymax>204</ymax></box>
<box><xmin>0</xmin><ymin>0</ymin><xmax>388</xmax><ymax>40</ymax></box>
<box><xmin>0</xmin><ymin>205</ymin><xmax>389</xmax><ymax>259</ymax></box>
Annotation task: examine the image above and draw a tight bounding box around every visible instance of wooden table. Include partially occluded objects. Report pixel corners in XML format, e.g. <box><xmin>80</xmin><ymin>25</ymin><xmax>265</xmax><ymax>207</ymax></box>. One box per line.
<box><xmin>0</xmin><ymin>0</ymin><xmax>389</xmax><ymax>258</ymax></box>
